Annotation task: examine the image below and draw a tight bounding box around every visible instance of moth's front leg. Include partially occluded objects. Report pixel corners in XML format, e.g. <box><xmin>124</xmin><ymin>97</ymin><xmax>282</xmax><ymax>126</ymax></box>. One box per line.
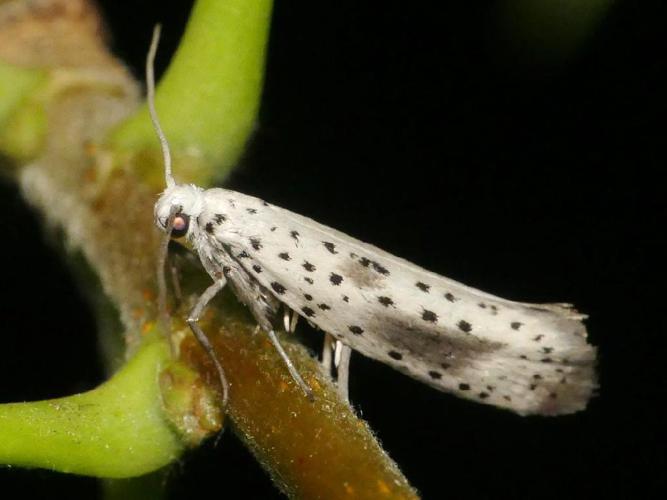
<box><xmin>266</xmin><ymin>329</ymin><xmax>315</xmax><ymax>401</ymax></box>
<box><xmin>187</xmin><ymin>278</ymin><xmax>230</xmax><ymax>406</ymax></box>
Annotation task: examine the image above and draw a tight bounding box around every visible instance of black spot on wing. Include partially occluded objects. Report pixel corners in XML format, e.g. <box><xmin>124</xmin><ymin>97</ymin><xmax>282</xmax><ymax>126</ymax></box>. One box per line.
<box><xmin>214</xmin><ymin>214</ymin><xmax>226</xmax><ymax>224</ymax></box>
<box><xmin>372</xmin><ymin>261</ymin><xmax>389</xmax><ymax>275</ymax></box>
<box><xmin>388</xmin><ymin>351</ymin><xmax>403</xmax><ymax>360</ymax></box>
<box><xmin>348</xmin><ymin>325</ymin><xmax>364</xmax><ymax>335</ymax></box>
<box><xmin>416</xmin><ymin>282</ymin><xmax>430</xmax><ymax>293</ymax></box>
<box><xmin>329</xmin><ymin>273</ymin><xmax>343</xmax><ymax>286</ymax></box>
<box><xmin>246</xmin><ymin>208</ymin><xmax>257</xmax><ymax>214</ymax></box>
<box><xmin>290</xmin><ymin>230</ymin><xmax>299</xmax><ymax>242</ymax></box>
<box><xmin>303</xmin><ymin>261</ymin><xmax>316</xmax><ymax>272</ymax></box>
<box><xmin>428</xmin><ymin>371</ymin><xmax>442</xmax><ymax>380</ymax></box>
<box><xmin>511</xmin><ymin>321</ymin><xmax>523</xmax><ymax>330</ymax></box>
<box><xmin>278</xmin><ymin>252</ymin><xmax>291</xmax><ymax>261</ymax></box>
<box><xmin>302</xmin><ymin>306</ymin><xmax>315</xmax><ymax>318</ymax></box>
<box><xmin>444</xmin><ymin>292</ymin><xmax>457</xmax><ymax>302</ymax></box>
<box><xmin>205</xmin><ymin>222</ymin><xmax>215</xmax><ymax>234</ymax></box>
<box><xmin>318</xmin><ymin>303</ymin><xmax>331</xmax><ymax>310</ymax></box>
<box><xmin>422</xmin><ymin>309</ymin><xmax>438</xmax><ymax>323</ymax></box>
<box><xmin>304</xmin><ymin>277</ymin><xmax>314</xmax><ymax>285</ymax></box>
<box><xmin>457</xmin><ymin>320</ymin><xmax>472</xmax><ymax>333</ymax></box>
<box><xmin>342</xmin><ymin>295</ymin><xmax>349</xmax><ymax>303</ymax></box>
<box><xmin>323</xmin><ymin>241</ymin><xmax>338</xmax><ymax>254</ymax></box>
<box><xmin>303</xmin><ymin>293</ymin><xmax>313</xmax><ymax>301</ymax></box>
<box><xmin>378</xmin><ymin>296</ymin><xmax>394</xmax><ymax>307</ymax></box>
<box><xmin>356</xmin><ymin>256</ymin><xmax>389</xmax><ymax>276</ymax></box>
<box><xmin>252</xmin><ymin>264</ymin><xmax>262</xmax><ymax>273</ymax></box>
<box><xmin>459</xmin><ymin>383</ymin><xmax>470</xmax><ymax>391</ymax></box>
<box><xmin>250</xmin><ymin>237</ymin><xmax>262</xmax><ymax>250</ymax></box>
<box><xmin>271</xmin><ymin>282</ymin><xmax>286</xmax><ymax>295</ymax></box>
<box><xmin>237</xmin><ymin>251</ymin><xmax>250</xmax><ymax>259</ymax></box>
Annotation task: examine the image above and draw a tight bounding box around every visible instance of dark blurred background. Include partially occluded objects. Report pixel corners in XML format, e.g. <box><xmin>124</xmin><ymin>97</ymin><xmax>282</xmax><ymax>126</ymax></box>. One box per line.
<box><xmin>0</xmin><ymin>0</ymin><xmax>664</xmax><ymax>498</ymax></box>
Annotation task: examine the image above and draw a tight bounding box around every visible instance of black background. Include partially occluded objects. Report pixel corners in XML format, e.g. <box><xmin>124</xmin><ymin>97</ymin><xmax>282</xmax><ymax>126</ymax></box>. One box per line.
<box><xmin>0</xmin><ymin>1</ymin><xmax>664</xmax><ymax>498</ymax></box>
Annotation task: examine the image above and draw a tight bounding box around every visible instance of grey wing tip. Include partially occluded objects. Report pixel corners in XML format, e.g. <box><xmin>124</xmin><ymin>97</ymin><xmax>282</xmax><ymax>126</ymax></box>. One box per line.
<box><xmin>537</xmin><ymin>382</ymin><xmax>598</xmax><ymax>416</ymax></box>
<box><xmin>528</xmin><ymin>352</ymin><xmax>598</xmax><ymax>417</ymax></box>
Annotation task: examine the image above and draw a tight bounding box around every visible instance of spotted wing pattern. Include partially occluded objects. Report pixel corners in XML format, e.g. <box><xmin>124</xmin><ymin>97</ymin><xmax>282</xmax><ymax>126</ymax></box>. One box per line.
<box><xmin>196</xmin><ymin>188</ymin><xmax>596</xmax><ymax>416</ymax></box>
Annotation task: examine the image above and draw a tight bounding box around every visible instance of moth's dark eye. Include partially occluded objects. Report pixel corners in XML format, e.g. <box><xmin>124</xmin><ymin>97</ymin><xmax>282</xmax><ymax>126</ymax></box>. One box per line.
<box><xmin>171</xmin><ymin>213</ymin><xmax>190</xmax><ymax>238</ymax></box>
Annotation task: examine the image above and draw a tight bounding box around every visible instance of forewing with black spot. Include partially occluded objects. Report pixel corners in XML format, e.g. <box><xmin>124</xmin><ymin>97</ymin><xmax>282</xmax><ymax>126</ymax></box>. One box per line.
<box><xmin>197</xmin><ymin>188</ymin><xmax>597</xmax><ymax>416</ymax></box>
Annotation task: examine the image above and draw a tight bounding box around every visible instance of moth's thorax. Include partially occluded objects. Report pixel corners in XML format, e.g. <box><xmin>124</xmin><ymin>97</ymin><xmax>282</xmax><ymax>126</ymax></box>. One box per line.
<box><xmin>154</xmin><ymin>184</ymin><xmax>205</xmax><ymax>233</ymax></box>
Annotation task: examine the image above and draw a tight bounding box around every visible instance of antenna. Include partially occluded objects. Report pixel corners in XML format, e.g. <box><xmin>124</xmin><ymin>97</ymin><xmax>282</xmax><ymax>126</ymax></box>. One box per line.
<box><xmin>146</xmin><ymin>24</ymin><xmax>175</xmax><ymax>188</ymax></box>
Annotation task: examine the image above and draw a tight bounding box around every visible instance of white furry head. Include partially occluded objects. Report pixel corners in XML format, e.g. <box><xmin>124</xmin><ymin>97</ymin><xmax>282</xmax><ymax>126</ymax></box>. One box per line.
<box><xmin>154</xmin><ymin>184</ymin><xmax>205</xmax><ymax>238</ymax></box>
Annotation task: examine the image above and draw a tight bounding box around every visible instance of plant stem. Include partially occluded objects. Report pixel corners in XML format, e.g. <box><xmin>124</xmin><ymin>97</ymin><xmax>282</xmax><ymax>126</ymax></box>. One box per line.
<box><xmin>0</xmin><ymin>339</ymin><xmax>183</xmax><ymax>478</ymax></box>
<box><xmin>0</xmin><ymin>1</ymin><xmax>419</xmax><ymax>497</ymax></box>
<box><xmin>110</xmin><ymin>0</ymin><xmax>274</xmax><ymax>186</ymax></box>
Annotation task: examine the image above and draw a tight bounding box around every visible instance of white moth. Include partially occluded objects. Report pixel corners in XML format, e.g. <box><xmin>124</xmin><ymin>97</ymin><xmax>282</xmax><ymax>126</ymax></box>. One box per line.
<box><xmin>149</xmin><ymin>26</ymin><xmax>597</xmax><ymax>416</ymax></box>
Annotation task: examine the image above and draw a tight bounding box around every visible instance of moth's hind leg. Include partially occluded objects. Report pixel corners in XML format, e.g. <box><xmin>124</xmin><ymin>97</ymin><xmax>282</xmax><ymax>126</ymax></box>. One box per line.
<box><xmin>186</xmin><ymin>278</ymin><xmax>231</xmax><ymax>407</ymax></box>
<box><xmin>321</xmin><ymin>334</ymin><xmax>352</xmax><ymax>401</ymax></box>
<box><xmin>334</xmin><ymin>341</ymin><xmax>352</xmax><ymax>402</ymax></box>
<box><xmin>282</xmin><ymin>306</ymin><xmax>299</xmax><ymax>333</ymax></box>
<box><xmin>321</xmin><ymin>333</ymin><xmax>335</xmax><ymax>374</ymax></box>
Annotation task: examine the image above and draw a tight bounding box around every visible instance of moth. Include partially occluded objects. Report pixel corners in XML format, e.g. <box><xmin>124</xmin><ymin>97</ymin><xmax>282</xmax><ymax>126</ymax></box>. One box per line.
<box><xmin>149</xmin><ymin>26</ymin><xmax>597</xmax><ymax>416</ymax></box>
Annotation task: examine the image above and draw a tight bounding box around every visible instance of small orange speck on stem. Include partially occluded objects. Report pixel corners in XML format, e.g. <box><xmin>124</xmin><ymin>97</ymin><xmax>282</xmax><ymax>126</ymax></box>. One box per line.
<box><xmin>377</xmin><ymin>479</ymin><xmax>391</xmax><ymax>495</ymax></box>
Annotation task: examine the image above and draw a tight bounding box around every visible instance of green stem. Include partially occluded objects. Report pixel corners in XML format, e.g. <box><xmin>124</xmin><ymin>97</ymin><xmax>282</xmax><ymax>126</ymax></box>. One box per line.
<box><xmin>0</xmin><ymin>61</ymin><xmax>47</xmax><ymax>161</ymax></box>
<box><xmin>0</xmin><ymin>339</ymin><xmax>183</xmax><ymax>478</ymax></box>
<box><xmin>110</xmin><ymin>0</ymin><xmax>274</xmax><ymax>186</ymax></box>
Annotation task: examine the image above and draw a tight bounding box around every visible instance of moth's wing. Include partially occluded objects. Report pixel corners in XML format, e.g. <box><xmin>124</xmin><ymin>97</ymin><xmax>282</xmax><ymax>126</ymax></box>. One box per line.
<box><xmin>213</xmin><ymin>194</ymin><xmax>597</xmax><ymax>416</ymax></box>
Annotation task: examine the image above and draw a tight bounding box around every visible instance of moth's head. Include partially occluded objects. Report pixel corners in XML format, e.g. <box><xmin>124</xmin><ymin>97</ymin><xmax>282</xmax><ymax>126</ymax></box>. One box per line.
<box><xmin>154</xmin><ymin>184</ymin><xmax>205</xmax><ymax>239</ymax></box>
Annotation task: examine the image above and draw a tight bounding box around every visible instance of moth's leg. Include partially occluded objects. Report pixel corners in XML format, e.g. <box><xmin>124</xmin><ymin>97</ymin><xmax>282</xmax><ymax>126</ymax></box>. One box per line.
<box><xmin>166</xmin><ymin>240</ymin><xmax>201</xmax><ymax>305</ymax></box>
<box><xmin>168</xmin><ymin>253</ymin><xmax>183</xmax><ymax>305</ymax></box>
<box><xmin>157</xmin><ymin>206</ymin><xmax>180</xmax><ymax>356</ymax></box>
<box><xmin>187</xmin><ymin>278</ymin><xmax>230</xmax><ymax>407</ymax></box>
<box><xmin>266</xmin><ymin>329</ymin><xmax>314</xmax><ymax>402</ymax></box>
<box><xmin>289</xmin><ymin>310</ymin><xmax>299</xmax><ymax>333</ymax></box>
<box><xmin>282</xmin><ymin>307</ymin><xmax>300</xmax><ymax>334</ymax></box>
<box><xmin>321</xmin><ymin>333</ymin><xmax>335</xmax><ymax>376</ymax></box>
<box><xmin>334</xmin><ymin>341</ymin><xmax>352</xmax><ymax>402</ymax></box>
